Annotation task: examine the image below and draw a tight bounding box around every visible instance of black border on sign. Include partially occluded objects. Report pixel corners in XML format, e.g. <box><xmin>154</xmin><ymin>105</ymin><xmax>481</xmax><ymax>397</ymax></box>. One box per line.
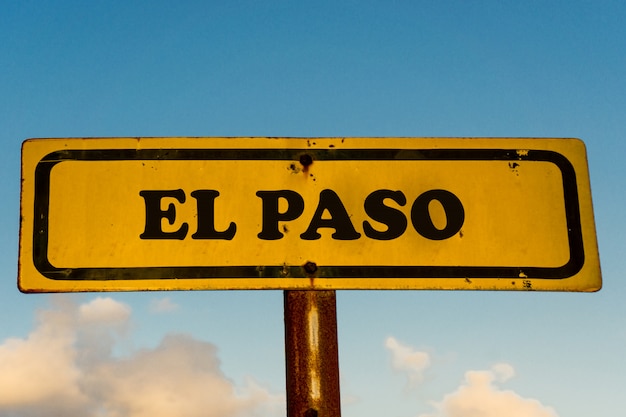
<box><xmin>33</xmin><ymin>148</ymin><xmax>584</xmax><ymax>281</ymax></box>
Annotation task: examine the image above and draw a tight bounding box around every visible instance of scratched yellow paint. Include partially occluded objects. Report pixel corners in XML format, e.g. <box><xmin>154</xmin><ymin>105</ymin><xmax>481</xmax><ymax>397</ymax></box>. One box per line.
<box><xmin>18</xmin><ymin>137</ymin><xmax>601</xmax><ymax>292</ymax></box>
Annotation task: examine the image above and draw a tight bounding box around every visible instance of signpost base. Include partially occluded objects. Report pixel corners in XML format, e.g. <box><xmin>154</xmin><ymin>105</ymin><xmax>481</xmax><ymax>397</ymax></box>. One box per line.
<box><xmin>284</xmin><ymin>290</ymin><xmax>341</xmax><ymax>417</ymax></box>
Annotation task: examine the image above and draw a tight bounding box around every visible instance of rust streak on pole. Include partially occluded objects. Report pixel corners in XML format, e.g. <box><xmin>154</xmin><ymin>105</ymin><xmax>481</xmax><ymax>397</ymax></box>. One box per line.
<box><xmin>284</xmin><ymin>290</ymin><xmax>341</xmax><ymax>417</ymax></box>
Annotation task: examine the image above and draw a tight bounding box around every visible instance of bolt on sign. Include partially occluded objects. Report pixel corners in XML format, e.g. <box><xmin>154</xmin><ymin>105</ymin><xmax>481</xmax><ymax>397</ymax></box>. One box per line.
<box><xmin>19</xmin><ymin>137</ymin><xmax>601</xmax><ymax>292</ymax></box>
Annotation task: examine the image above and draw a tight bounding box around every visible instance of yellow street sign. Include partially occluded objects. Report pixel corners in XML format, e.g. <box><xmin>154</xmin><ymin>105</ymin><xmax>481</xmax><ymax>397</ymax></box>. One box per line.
<box><xmin>19</xmin><ymin>137</ymin><xmax>601</xmax><ymax>292</ymax></box>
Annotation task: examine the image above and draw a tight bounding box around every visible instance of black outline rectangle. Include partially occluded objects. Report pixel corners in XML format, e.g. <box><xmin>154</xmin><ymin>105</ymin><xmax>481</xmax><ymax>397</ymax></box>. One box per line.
<box><xmin>33</xmin><ymin>148</ymin><xmax>584</xmax><ymax>281</ymax></box>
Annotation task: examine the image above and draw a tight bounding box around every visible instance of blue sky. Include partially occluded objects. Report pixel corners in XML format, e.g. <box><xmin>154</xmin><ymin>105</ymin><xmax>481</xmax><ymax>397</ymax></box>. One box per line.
<box><xmin>2</xmin><ymin>1</ymin><xmax>625</xmax><ymax>416</ymax></box>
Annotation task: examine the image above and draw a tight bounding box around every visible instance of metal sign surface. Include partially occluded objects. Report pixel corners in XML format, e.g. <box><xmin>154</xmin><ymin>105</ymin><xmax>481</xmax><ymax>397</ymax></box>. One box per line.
<box><xmin>19</xmin><ymin>137</ymin><xmax>601</xmax><ymax>292</ymax></box>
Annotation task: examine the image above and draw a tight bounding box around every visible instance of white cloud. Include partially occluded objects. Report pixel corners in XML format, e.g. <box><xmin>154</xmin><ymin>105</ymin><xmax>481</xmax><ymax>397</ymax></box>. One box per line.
<box><xmin>84</xmin><ymin>334</ymin><xmax>281</xmax><ymax>417</ymax></box>
<box><xmin>419</xmin><ymin>363</ymin><xmax>559</xmax><ymax>417</ymax></box>
<box><xmin>385</xmin><ymin>336</ymin><xmax>431</xmax><ymax>384</ymax></box>
<box><xmin>149</xmin><ymin>297</ymin><xmax>179</xmax><ymax>313</ymax></box>
<box><xmin>0</xmin><ymin>297</ymin><xmax>88</xmax><ymax>416</ymax></box>
<box><xmin>0</xmin><ymin>296</ymin><xmax>283</xmax><ymax>417</ymax></box>
<box><xmin>491</xmin><ymin>362</ymin><xmax>515</xmax><ymax>383</ymax></box>
<box><xmin>79</xmin><ymin>297</ymin><xmax>131</xmax><ymax>324</ymax></box>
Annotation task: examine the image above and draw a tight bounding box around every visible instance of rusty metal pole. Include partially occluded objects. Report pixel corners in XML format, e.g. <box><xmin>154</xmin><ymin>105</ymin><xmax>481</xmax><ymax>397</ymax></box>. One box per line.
<box><xmin>284</xmin><ymin>290</ymin><xmax>341</xmax><ymax>417</ymax></box>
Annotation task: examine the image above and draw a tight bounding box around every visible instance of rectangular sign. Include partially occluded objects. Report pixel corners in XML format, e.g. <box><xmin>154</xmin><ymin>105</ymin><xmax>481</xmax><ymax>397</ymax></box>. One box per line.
<box><xmin>19</xmin><ymin>137</ymin><xmax>601</xmax><ymax>292</ymax></box>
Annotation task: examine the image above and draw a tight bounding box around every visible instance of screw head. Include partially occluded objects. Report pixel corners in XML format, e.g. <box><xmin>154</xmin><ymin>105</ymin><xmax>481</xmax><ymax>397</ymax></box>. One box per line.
<box><xmin>303</xmin><ymin>261</ymin><xmax>318</xmax><ymax>275</ymax></box>
<box><xmin>299</xmin><ymin>153</ymin><xmax>313</xmax><ymax>167</ymax></box>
